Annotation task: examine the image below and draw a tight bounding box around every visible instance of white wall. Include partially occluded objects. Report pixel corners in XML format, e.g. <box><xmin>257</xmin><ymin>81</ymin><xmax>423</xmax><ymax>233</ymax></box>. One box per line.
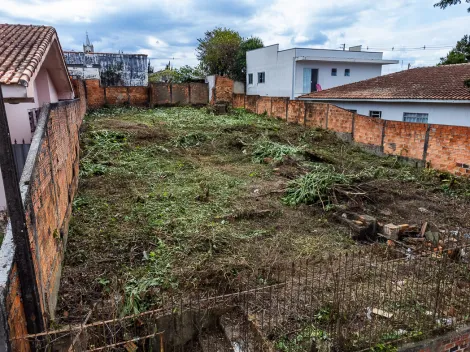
<box><xmin>246</xmin><ymin>45</ymin><xmax>294</xmax><ymax>97</ymax></box>
<box><xmin>294</xmin><ymin>61</ymin><xmax>382</xmax><ymax>97</ymax></box>
<box><xmin>246</xmin><ymin>46</ymin><xmax>389</xmax><ymax>99</ymax></box>
<box><xmin>326</xmin><ymin>101</ymin><xmax>470</xmax><ymax>127</ymax></box>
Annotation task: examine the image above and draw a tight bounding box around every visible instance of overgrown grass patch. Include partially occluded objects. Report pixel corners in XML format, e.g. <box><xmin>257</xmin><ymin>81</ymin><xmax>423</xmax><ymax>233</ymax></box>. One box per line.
<box><xmin>58</xmin><ymin>106</ymin><xmax>470</xmax><ymax>322</ymax></box>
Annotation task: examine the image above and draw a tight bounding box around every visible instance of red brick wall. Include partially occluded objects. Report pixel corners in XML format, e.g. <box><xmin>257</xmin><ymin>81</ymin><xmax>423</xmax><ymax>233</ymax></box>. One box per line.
<box><xmin>401</xmin><ymin>327</ymin><xmax>470</xmax><ymax>351</ymax></box>
<box><xmin>287</xmin><ymin>100</ymin><xmax>305</xmax><ymax>125</ymax></box>
<box><xmin>271</xmin><ymin>97</ymin><xmax>288</xmax><ymax>120</ymax></box>
<box><xmin>327</xmin><ymin>105</ymin><xmax>354</xmax><ymax>133</ymax></box>
<box><xmin>226</xmin><ymin>91</ymin><xmax>470</xmax><ymax>176</ymax></box>
<box><xmin>1</xmin><ymin>92</ymin><xmax>86</xmax><ymax>349</ymax></box>
<box><xmin>105</xmin><ymin>87</ymin><xmax>128</xmax><ymax>105</ymax></box>
<box><xmin>245</xmin><ymin>95</ymin><xmax>258</xmax><ymax>113</ymax></box>
<box><xmin>256</xmin><ymin>97</ymin><xmax>272</xmax><ymax>115</ymax></box>
<box><xmin>128</xmin><ymin>87</ymin><xmax>149</xmax><ymax>106</ymax></box>
<box><xmin>354</xmin><ymin>115</ymin><xmax>384</xmax><ymax>147</ymax></box>
<box><xmin>149</xmin><ymin>83</ymin><xmax>209</xmax><ymax>106</ymax></box>
<box><xmin>383</xmin><ymin>120</ymin><xmax>428</xmax><ymax>160</ymax></box>
<box><xmin>305</xmin><ymin>102</ymin><xmax>328</xmax><ymax>129</ymax></box>
<box><xmin>213</xmin><ymin>76</ymin><xmax>233</xmax><ymax>104</ymax></box>
<box><xmin>84</xmin><ymin>79</ymin><xmax>105</xmax><ymax>109</ymax></box>
<box><xmin>189</xmin><ymin>83</ymin><xmax>209</xmax><ymax>105</ymax></box>
<box><xmin>233</xmin><ymin>94</ymin><xmax>245</xmax><ymax>108</ymax></box>
<box><xmin>6</xmin><ymin>265</ymin><xmax>30</xmax><ymax>352</ymax></box>
<box><xmin>426</xmin><ymin>125</ymin><xmax>470</xmax><ymax>176</ymax></box>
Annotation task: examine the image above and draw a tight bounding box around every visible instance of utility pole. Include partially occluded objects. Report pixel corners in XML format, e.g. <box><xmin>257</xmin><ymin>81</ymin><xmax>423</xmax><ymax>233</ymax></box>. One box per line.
<box><xmin>340</xmin><ymin>44</ymin><xmax>346</xmax><ymax>51</ymax></box>
<box><xmin>0</xmin><ymin>87</ymin><xmax>44</xmax><ymax>336</ymax></box>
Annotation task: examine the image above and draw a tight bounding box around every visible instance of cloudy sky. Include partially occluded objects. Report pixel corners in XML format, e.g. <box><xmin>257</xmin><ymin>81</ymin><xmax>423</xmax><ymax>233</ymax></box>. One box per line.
<box><xmin>0</xmin><ymin>0</ymin><xmax>468</xmax><ymax>73</ymax></box>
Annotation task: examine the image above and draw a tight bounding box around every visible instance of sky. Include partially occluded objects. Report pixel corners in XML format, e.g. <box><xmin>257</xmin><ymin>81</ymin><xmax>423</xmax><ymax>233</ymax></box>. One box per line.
<box><xmin>0</xmin><ymin>0</ymin><xmax>468</xmax><ymax>74</ymax></box>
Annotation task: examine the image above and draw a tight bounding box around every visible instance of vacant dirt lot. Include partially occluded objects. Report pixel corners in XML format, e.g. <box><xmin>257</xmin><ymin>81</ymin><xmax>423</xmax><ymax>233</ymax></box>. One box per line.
<box><xmin>56</xmin><ymin>106</ymin><xmax>470</xmax><ymax>323</ymax></box>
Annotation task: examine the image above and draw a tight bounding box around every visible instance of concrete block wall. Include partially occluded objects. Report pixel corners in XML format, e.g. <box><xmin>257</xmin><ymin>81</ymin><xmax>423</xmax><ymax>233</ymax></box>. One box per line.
<box><xmin>149</xmin><ymin>82</ymin><xmax>209</xmax><ymax>107</ymax></box>
<box><xmin>0</xmin><ymin>88</ymin><xmax>86</xmax><ymax>350</ymax></box>
<box><xmin>223</xmin><ymin>85</ymin><xmax>470</xmax><ymax>176</ymax></box>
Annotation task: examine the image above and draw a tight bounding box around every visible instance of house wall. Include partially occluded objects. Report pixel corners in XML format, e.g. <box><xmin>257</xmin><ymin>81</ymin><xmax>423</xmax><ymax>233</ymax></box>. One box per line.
<box><xmin>64</xmin><ymin>52</ymin><xmax>148</xmax><ymax>86</ymax></box>
<box><xmin>246</xmin><ymin>45</ymin><xmax>389</xmax><ymax>99</ymax></box>
<box><xmin>1</xmin><ymin>68</ymin><xmax>65</xmax><ymax>210</ymax></box>
<box><xmin>246</xmin><ymin>45</ymin><xmax>294</xmax><ymax>98</ymax></box>
<box><xmin>294</xmin><ymin>62</ymin><xmax>382</xmax><ymax>97</ymax></box>
<box><xmin>325</xmin><ymin>101</ymin><xmax>470</xmax><ymax>127</ymax></box>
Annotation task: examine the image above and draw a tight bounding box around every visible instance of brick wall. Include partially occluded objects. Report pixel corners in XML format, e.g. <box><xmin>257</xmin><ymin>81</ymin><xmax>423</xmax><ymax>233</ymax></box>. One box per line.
<box><xmin>0</xmin><ymin>89</ymin><xmax>86</xmax><ymax>350</ymax></box>
<box><xmin>149</xmin><ymin>82</ymin><xmax>209</xmax><ymax>107</ymax></box>
<box><xmin>256</xmin><ymin>97</ymin><xmax>272</xmax><ymax>115</ymax></box>
<box><xmin>211</xmin><ymin>76</ymin><xmax>233</xmax><ymax>104</ymax></box>
<box><xmin>224</xmin><ymin>89</ymin><xmax>470</xmax><ymax>176</ymax></box>
<box><xmin>401</xmin><ymin>326</ymin><xmax>470</xmax><ymax>352</ymax></box>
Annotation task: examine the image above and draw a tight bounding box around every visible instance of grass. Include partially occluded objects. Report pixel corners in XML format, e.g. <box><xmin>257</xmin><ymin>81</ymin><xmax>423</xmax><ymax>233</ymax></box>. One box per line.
<box><xmin>58</xmin><ymin>106</ymin><xmax>470</xmax><ymax>322</ymax></box>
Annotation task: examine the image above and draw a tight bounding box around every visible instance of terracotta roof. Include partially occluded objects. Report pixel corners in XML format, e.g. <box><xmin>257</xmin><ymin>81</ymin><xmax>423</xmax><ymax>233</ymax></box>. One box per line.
<box><xmin>299</xmin><ymin>64</ymin><xmax>470</xmax><ymax>101</ymax></box>
<box><xmin>0</xmin><ymin>24</ymin><xmax>56</xmax><ymax>85</ymax></box>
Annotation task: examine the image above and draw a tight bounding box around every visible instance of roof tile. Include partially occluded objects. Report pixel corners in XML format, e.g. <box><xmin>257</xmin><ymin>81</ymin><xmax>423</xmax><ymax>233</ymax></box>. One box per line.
<box><xmin>299</xmin><ymin>64</ymin><xmax>470</xmax><ymax>101</ymax></box>
<box><xmin>0</xmin><ymin>24</ymin><xmax>56</xmax><ymax>85</ymax></box>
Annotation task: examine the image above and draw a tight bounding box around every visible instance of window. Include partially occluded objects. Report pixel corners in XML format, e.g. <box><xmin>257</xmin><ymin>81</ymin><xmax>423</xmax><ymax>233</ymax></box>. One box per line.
<box><xmin>345</xmin><ymin>69</ymin><xmax>350</xmax><ymax>77</ymax></box>
<box><xmin>248</xmin><ymin>73</ymin><xmax>253</xmax><ymax>85</ymax></box>
<box><xmin>403</xmin><ymin>112</ymin><xmax>429</xmax><ymax>123</ymax></box>
<box><xmin>348</xmin><ymin>109</ymin><xmax>357</xmax><ymax>113</ymax></box>
<box><xmin>331</xmin><ymin>68</ymin><xmax>337</xmax><ymax>76</ymax></box>
<box><xmin>369</xmin><ymin>110</ymin><xmax>382</xmax><ymax>118</ymax></box>
<box><xmin>258</xmin><ymin>72</ymin><xmax>265</xmax><ymax>83</ymax></box>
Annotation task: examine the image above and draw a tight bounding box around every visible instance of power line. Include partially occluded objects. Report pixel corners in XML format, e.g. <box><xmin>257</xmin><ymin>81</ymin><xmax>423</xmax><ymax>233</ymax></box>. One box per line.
<box><xmin>364</xmin><ymin>44</ymin><xmax>454</xmax><ymax>52</ymax></box>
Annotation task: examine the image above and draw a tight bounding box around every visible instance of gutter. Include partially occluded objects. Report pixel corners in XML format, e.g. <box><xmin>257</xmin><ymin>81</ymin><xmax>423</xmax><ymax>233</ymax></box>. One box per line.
<box><xmin>297</xmin><ymin>98</ymin><xmax>470</xmax><ymax>104</ymax></box>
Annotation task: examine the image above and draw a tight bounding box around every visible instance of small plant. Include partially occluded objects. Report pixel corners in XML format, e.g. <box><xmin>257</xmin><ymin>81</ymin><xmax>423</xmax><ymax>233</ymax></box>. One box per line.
<box><xmin>276</xmin><ymin>325</ymin><xmax>328</xmax><ymax>352</ymax></box>
<box><xmin>175</xmin><ymin>132</ymin><xmax>208</xmax><ymax>148</ymax></box>
<box><xmin>283</xmin><ymin>164</ymin><xmax>352</xmax><ymax>206</ymax></box>
<box><xmin>251</xmin><ymin>140</ymin><xmax>303</xmax><ymax>163</ymax></box>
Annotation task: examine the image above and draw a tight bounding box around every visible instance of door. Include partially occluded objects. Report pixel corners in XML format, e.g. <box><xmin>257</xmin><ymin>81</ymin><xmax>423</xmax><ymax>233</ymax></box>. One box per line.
<box><xmin>310</xmin><ymin>69</ymin><xmax>318</xmax><ymax>92</ymax></box>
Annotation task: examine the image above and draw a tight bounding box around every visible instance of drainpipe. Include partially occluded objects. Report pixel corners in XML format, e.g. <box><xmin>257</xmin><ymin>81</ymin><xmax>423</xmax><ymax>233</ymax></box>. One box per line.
<box><xmin>291</xmin><ymin>52</ymin><xmax>296</xmax><ymax>100</ymax></box>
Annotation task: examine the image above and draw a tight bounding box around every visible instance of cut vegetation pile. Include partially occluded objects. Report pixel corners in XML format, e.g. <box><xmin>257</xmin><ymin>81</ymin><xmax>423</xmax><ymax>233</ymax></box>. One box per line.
<box><xmin>57</xmin><ymin>106</ymin><xmax>470</xmax><ymax>325</ymax></box>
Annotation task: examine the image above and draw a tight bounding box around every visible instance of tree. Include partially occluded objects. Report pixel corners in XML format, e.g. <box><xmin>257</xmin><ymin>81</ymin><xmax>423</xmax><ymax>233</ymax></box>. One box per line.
<box><xmin>148</xmin><ymin>61</ymin><xmax>154</xmax><ymax>74</ymax></box>
<box><xmin>196</xmin><ymin>28</ymin><xmax>242</xmax><ymax>77</ymax></box>
<box><xmin>439</xmin><ymin>34</ymin><xmax>470</xmax><ymax>65</ymax></box>
<box><xmin>434</xmin><ymin>0</ymin><xmax>470</xmax><ymax>12</ymax></box>
<box><xmin>234</xmin><ymin>37</ymin><xmax>264</xmax><ymax>82</ymax></box>
<box><xmin>149</xmin><ymin>64</ymin><xmax>206</xmax><ymax>83</ymax></box>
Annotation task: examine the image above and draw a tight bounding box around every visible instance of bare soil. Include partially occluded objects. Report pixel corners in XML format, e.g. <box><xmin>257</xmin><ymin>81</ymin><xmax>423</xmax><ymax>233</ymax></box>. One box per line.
<box><xmin>56</xmin><ymin>107</ymin><xmax>470</xmax><ymax>325</ymax></box>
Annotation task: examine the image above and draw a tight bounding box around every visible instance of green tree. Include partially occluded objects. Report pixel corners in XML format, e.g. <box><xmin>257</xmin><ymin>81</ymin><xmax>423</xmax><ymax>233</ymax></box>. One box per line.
<box><xmin>196</xmin><ymin>27</ymin><xmax>242</xmax><ymax>77</ymax></box>
<box><xmin>234</xmin><ymin>37</ymin><xmax>264</xmax><ymax>82</ymax></box>
<box><xmin>439</xmin><ymin>34</ymin><xmax>470</xmax><ymax>65</ymax></box>
<box><xmin>434</xmin><ymin>0</ymin><xmax>470</xmax><ymax>12</ymax></box>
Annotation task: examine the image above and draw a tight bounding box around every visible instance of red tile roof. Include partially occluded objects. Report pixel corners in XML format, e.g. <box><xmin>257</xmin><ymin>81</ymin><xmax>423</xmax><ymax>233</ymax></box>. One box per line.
<box><xmin>0</xmin><ymin>24</ymin><xmax>56</xmax><ymax>85</ymax></box>
<box><xmin>299</xmin><ymin>64</ymin><xmax>470</xmax><ymax>101</ymax></box>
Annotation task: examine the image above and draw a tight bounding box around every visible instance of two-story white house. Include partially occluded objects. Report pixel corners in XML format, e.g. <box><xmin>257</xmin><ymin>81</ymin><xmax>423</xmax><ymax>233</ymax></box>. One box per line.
<box><xmin>246</xmin><ymin>44</ymin><xmax>398</xmax><ymax>99</ymax></box>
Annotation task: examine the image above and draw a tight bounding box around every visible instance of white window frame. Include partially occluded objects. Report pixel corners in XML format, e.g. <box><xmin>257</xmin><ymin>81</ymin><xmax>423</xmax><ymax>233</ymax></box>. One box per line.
<box><xmin>369</xmin><ymin>110</ymin><xmax>382</xmax><ymax>118</ymax></box>
<box><xmin>403</xmin><ymin>112</ymin><xmax>429</xmax><ymax>123</ymax></box>
<box><xmin>258</xmin><ymin>72</ymin><xmax>265</xmax><ymax>84</ymax></box>
<box><xmin>248</xmin><ymin>73</ymin><xmax>253</xmax><ymax>85</ymax></box>
<box><xmin>331</xmin><ymin>68</ymin><xmax>337</xmax><ymax>76</ymax></box>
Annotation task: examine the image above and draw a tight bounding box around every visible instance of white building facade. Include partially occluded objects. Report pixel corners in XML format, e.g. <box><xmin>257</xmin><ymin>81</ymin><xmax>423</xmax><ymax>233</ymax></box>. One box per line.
<box><xmin>246</xmin><ymin>45</ymin><xmax>398</xmax><ymax>99</ymax></box>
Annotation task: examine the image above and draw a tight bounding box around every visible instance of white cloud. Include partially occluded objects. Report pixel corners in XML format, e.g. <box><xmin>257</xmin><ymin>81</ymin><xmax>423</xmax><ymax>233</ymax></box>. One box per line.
<box><xmin>0</xmin><ymin>0</ymin><xmax>468</xmax><ymax>70</ymax></box>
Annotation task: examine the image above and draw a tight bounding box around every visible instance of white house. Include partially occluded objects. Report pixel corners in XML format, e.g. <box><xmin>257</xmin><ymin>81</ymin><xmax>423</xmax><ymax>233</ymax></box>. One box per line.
<box><xmin>298</xmin><ymin>63</ymin><xmax>470</xmax><ymax>126</ymax></box>
<box><xmin>0</xmin><ymin>24</ymin><xmax>74</xmax><ymax>210</ymax></box>
<box><xmin>246</xmin><ymin>44</ymin><xmax>398</xmax><ymax>99</ymax></box>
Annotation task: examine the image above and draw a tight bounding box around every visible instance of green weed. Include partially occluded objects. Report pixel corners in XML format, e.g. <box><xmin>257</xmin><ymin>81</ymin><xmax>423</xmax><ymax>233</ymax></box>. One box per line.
<box><xmin>251</xmin><ymin>140</ymin><xmax>304</xmax><ymax>163</ymax></box>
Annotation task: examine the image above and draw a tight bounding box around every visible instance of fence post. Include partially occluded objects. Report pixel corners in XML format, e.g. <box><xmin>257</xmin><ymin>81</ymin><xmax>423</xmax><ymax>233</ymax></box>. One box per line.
<box><xmin>351</xmin><ymin>112</ymin><xmax>356</xmax><ymax>141</ymax></box>
<box><xmin>325</xmin><ymin>104</ymin><xmax>330</xmax><ymax>129</ymax></box>
<box><xmin>0</xmin><ymin>88</ymin><xmax>44</xmax><ymax>339</ymax></box>
<box><xmin>422</xmin><ymin>124</ymin><xmax>431</xmax><ymax>163</ymax></box>
<box><xmin>380</xmin><ymin>120</ymin><xmax>387</xmax><ymax>154</ymax></box>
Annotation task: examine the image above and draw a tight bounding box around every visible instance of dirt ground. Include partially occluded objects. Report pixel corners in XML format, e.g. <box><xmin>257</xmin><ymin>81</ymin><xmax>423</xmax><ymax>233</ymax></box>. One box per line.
<box><xmin>56</xmin><ymin>106</ymin><xmax>470</xmax><ymax>324</ymax></box>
